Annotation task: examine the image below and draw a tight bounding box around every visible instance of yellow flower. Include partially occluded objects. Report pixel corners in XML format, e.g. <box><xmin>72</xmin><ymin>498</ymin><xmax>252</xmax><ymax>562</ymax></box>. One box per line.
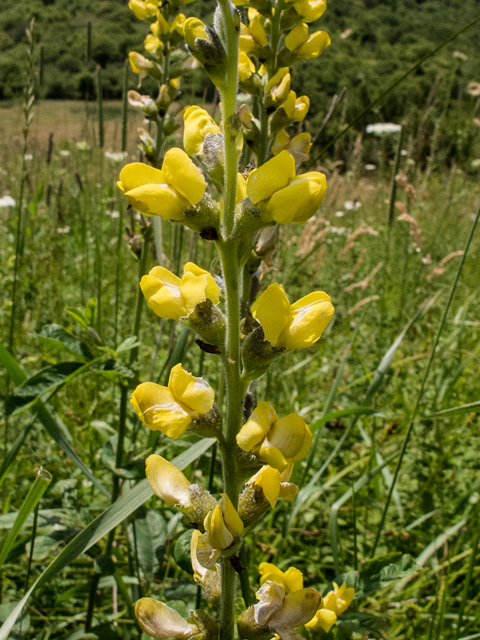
<box><xmin>238</xmin><ymin>52</ymin><xmax>256</xmax><ymax>82</ymax></box>
<box><xmin>128</xmin><ymin>0</ymin><xmax>158</xmax><ymax>20</ymax></box>
<box><xmin>285</xmin><ymin>24</ymin><xmax>331</xmax><ymax>58</ymax></box>
<box><xmin>293</xmin><ymin>0</ymin><xmax>327</xmax><ymax>22</ymax></box>
<box><xmin>184</xmin><ymin>17</ymin><xmax>207</xmax><ymax>46</ymax></box>
<box><xmin>117</xmin><ymin>149</ymin><xmax>206</xmax><ymax>221</ymax></box>
<box><xmin>130</xmin><ymin>362</ymin><xmax>215</xmax><ymax>438</ymax></box>
<box><xmin>196</xmin><ymin>495</ymin><xmax>244</xmax><ymax>569</ymax></box>
<box><xmin>239</xmin><ymin>24</ymin><xmax>255</xmax><ymax>52</ymax></box>
<box><xmin>265</xmin><ymin>68</ymin><xmax>291</xmax><ymax>103</ymax></box>
<box><xmin>144</xmin><ymin>34</ymin><xmax>163</xmax><ymax>54</ymax></box>
<box><xmin>293</xmin><ymin>94</ymin><xmax>310</xmax><ymax>121</ymax></box>
<box><xmin>236</xmin><ymin>401</ymin><xmax>312</xmax><ymax>471</ymax></box>
<box><xmin>305</xmin><ymin>608</ymin><xmax>338</xmax><ymax>633</ymax></box>
<box><xmin>259</xmin><ymin>563</ymin><xmax>304</xmax><ymax>593</ymax></box>
<box><xmin>183</xmin><ymin>106</ymin><xmax>220</xmax><ymax>156</ymax></box>
<box><xmin>135</xmin><ymin>598</ymin><xmax>199</xmax><ymax>640</ymax></box>
<box><xmin>140</xmin><ymin>261</ymin><xmax>220</xmax><ymax>321</ymax></box>
<box><xmin>251</xmin><ymin>282</ymin><xmax>334</xmax><ymax>349</ymax></box>
<box><xmin>246</xmin><ymin>8</ymin><xmax>268</xmax><ymax>47</ymax></box>
<box><xmin>254</xmin><ymin>582</ymin><xmax>321</xmax><ymax>636</ymax></box>
<box><xmin>246</xmin><ymin>150</ymin><xmax>327</xmax><ymax>224</ymax></box>
<box><xmin>151</xmin><ymin>13</ymin><xmax>170</xmax><ymax>36</ymax></box>
<box><xmin>271</xmin><ymin>131</ymin><xmax>312</xmax><ymax>163</ymax></box>
<box><xmin>170</xmin><ymin>13</ymin><xmax>186</xmax><ymax>36</ymax></box>
<box><xmin>145</xmin><ymin>455</ymin><xmax>191</xmax><ymax>506</ymax></box>
<box><xmin>323</xmin><ymin>582</ymin><xmax>355</xmax><ymax>616</ymax></box>
<box><xmin>247</xmin><ymin>464</ymin><xmax>298</xmax><ymax>508</ymax></box>
<box><xmin>129</xmin><ymin>51</ymin><xmax>153</xmax><ymax>75</ymax></box>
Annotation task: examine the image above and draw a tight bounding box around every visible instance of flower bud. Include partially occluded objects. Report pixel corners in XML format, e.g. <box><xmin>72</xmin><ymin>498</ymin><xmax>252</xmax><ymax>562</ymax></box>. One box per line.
<box><xmin>184</xmin><ymin>18</ymin><xmax>226</xmax><ymax>88</ymax></box>
<box><xmin>131</xmin><ymin>363</ymin><xmax>215</xmax><ymax>438</ymax></box>
<box><xmin>236</xmin><ymin>401</ymin><xmax>312</xmax><ymax>471</ymax></box>
<box><xmin>140</xmin><ymin>262</ymin><xmax>220</xmax><ymax>322</ymax></box>
<box><xmin>135</xmin><ymin>598</ymin><xmax>199</xmax><ymax>640</ymax></box>
<box><xmin>117</xmin><ymin>149</ymin><xmax>206</xmax><ymax>221</ymax></box>
<box><xmin>251</xmin><ymin>283</ymin><xmax>334</xmax><ymax>350</ymax></box>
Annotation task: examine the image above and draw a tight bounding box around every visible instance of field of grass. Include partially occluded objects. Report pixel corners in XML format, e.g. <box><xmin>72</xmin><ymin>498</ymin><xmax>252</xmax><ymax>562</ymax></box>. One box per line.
<box><xmin>1</xmin><ymin>58</ymin><xmax>480</xmax><ymax>640</ymax></box>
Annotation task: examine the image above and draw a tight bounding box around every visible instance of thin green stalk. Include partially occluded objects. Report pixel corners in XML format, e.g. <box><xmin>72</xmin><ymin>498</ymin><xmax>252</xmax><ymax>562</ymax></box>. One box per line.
<box><xmin>315</xmin><ymin>12</ymin><xmax>480</xmax><ymax>160</ymax></box>
<box><xmin>370</xmin><ymin>199</ymin><xmax>480</xmax><ymax>557</ymax></box>
<box><xmin>96</xmin><ymin>67</ymin><xmax>104</xmax><ymax>148</ymax></box>
<box><xmin>121</xmin><ymin>60</ymin><xmax>129</xmax><ymax>153</ymax></box>
<box><xmin>352</xmin><ymin>483</ymin><xmax>358</xmax><ymax>571</ymax></box>
<box><xmin>24</xmin><ymin>503</ymin><xmax>39</xmax><ymax>592</ymax></box>
<box><xmin>387</xmin><ymin>126</ymin><xmax>404</xmax><ymax>227</ymax></box>
<box><xmin>114</xmin><ymin>207</ymin><xmax>124</xmax><ymax>348</ymax></box>
<box><xmin>455</xmin><ymin>513</ymin><xmax>480</xmax><ymax>639</ymax></box>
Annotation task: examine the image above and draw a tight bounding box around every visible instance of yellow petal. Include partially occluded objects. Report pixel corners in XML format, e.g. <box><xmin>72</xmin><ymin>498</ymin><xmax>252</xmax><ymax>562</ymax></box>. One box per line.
<box><xmin>305</xmin><ymin>608</ymin><xmax>337</xmax><ymax>632</ymax></box>
<box><xmin>140</xmin><ymin>273</ymin><xmax>186</xmax><ymax>320</ymax></box>
<box><xmin>280</xmin><ymin>90</ymin><xmax>297</xmax><ymax>119</ymax></box>
<box><xmin>168</xmin><ymin>363</ymin><xmax>215</xmax><ymax>414</ymax></box>
<box><xmin>251</xmin><ymin>283</ymin><xmax>292</xmax><ymax>344</ymax></box>
<box><xmin>236</xmin><ymin>401</ymin><xmax>278</xmax><ymax>452</ymax></box>
<box><xmin>279</xmin><ymin>291</ymin><xmax>334</xmax><ymax>349</ymax></box>
<box><xmin>207</xmin><ymin>505</ymin><xmax>234</xmax><ymax>549</ymax></box>
<box><xmin>154</xmin><ymin>12</ymin><xmax>170</xmax><ymax>35</ymax></box>
<box><xmin>271</xmin><ymin>130</ymin><xmax>290</xmax><ymax>156</ymax></box>
<box><xmin>179</xmin><ymin>271</ymin><xmax>210</xmax><ymax>316</ymax></box>
<box><xmin>162</xmin><ymin>148</ymin><xmax>206</xmax><ymax>206</ymax></box>
<box><xmin>279</xmin><ymin>482</ymin><xmax>299</xmax><ymax>501</ymax></box>
<box><xmin>145</xmin><ymin>454</ymin><xmax>191</xmax><ymax>506</ymax></box>
<box><xmin>335</xmin><ymin>583</ymin><xmax>355</xmax><ymax>615</ymax></box>
<box><xmin>129</xmin><ymin>0</ymin><xmax>148</xmax><ymax>20</ymax></box>
<box><xmin>219</xmin><ymin>494</ymin><xmax>244</xmax><ymax>536</ymax></box>
<box><xmin>288</xmin><ymin>132</ymin><xmax>312</xmax><ymax>163</ymax></box>
<box><xmin>184</xmin><ymin>17</ymin><xmax>207</xmax><ymax>46</ymax></box>
<box><xmin>119</xmin><ymin>163</ymin><xmax>166</xmax><ymax>192</ymax></box>
<box><xmin>170</xmin><ymin>13</ymin><xmax>186</xmax><ymax>35</ymax></box>
<box><xmin>135</xmin><ymin>598</ymin><xmax>198</xmax><ymax>639</ymax></box>
<box><xmin>190</xmin><ymin>530</ymin><xmax>207</xmax><ymax>579</ymax></box>
<box><xmin>183</xmin><ymin>262</ymin><xmax>221</xmax><ymax>304</ymax></box>
<box><xmin>129</xmin><ymin>51</ymin><xmax>153</xmax><ymax>73</ymax></box>
<box><xmin>254</xmin><ymin>581</ymin><xmax>286</xmax><ymax>628</ymax></box>
<box><xmin>268</xmin><ymin>414</ymin><xmax>310</xmax><ymax>459</ymax></box>
<box><xmin>124</xmin><ymin>184</ymin><xmax>187</xmax><ymax>220</ymax></box>
<box><xmin>254</xmin><ymin>466</ymin><xmax>281</xmax><ymax>508</ymax></box>
<box><xmin>265</xmin><ymin>67</ymin><xmax>289</xmax><ymax>95</ymax></box>
<box><xmin>264</xmin><ymin>171</ymin><xmax>327</xmax><ymax>224</ymax></box>
<box><xmin>248</xmin><ymin>10</ymin><xmax>268</xmax><ymax>46</ymax></box>
<box><xmin>257</xmin><ymin>438</ymin><xmax>289</xmax><ymax>472</ymax></box>
<box><xmin>323</xmin><ymin>590</ymin><xmax>338</xmax><ymax>613</ymax></box>
<box><xmin>259</xmin><ymin>563</ymin><xmax>303</xmax><ymax>593</ymax></box>
<box><xmin>293</xmin><ymin>0</ymin><xmax>327</xmax><ymax>22</ymax></box>
<box><xmin>131</xmin><ymin>382</ymin><xmax>192</xmax><ymax>438</ymax></box>
<box><xmin>196</xmin><ymin>532</ymin><xmax>221</xmax><ymax>569</ymax></box>
<box><xmin>294</xmin><ymin>95</ymin><xmax>310</xmax><ymax>121</ymax></box>
<box><xmin>285</xmin><ymin>23</ymin><xmax>309</xmax><ymax>51</ymax></box>
<box><xmin>236</xmin><ymin>173</ymin><xmax>248</xmax><ymax>203</ymax></box>
<box><xmin>298</xmin><ymin>30</ymin><xmax>331</xmax><ymax>59</ymax></box>
<box><xmin>183</xmin><ymin>106</ymin><xmax>220</xmax><ymax>156</ymax></box>
<box><xmin>144</xmin><ymin>34</ymin><xmax>162</xmax><ymax>54</ymax></box>
<box><xmin>283</xmin><ymin>567</ymin><xmax>304</xmax><ymax>594</ymax></box>
<box><xmin>271</xmin><ymin>73</ymin><xmax>291</xmax><ymax>103</ymax></box>
<box><xmin>238</xmin><ymin>52</ymin><xmax>256</xmax><ymax>83</ymax></box>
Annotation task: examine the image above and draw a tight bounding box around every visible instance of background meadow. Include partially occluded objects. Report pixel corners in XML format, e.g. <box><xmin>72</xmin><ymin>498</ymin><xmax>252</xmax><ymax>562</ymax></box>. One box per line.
<box><xmin>1</xmin><ymin>0</ymin><xmax>480</xmax><ymax>638</ymax></box>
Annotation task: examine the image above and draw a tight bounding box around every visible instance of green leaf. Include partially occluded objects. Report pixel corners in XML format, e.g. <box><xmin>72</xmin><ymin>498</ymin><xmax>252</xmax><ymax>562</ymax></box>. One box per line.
<box><xmin>5</xmin><ymin>362</ymin><xmax>84</xmax><ymax>416</ymax></box>
<box><xmin>115</xmin><ymin>336</ymin><xmax>142</xmax><ymax>354</ymax></box>
<box><xmin>424</xmin><ymin>401</ymin><xmax>480</xmax><ymax>419</ymax></box>
<box><xmin>336</xmin><ymin>611</ymin><xmax>388</xmax><ymax>638</ymax></box>
<box><xmin>0</xmin><ymin>438</ymin><xmax>215</xmax><ymax>640</ymax></box>
<box><xmin>37</xmin><ymin>324</ymin><xmax>94</xmax><ymax>361</ymax></box>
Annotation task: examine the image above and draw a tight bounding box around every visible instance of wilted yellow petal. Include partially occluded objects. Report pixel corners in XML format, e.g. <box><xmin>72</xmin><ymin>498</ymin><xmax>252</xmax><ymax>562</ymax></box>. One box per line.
<box><xmin>267</xmin><ymin>588</ymin><xmax>322</xmax><ymax>630</ymax></box>
<box><xmin>196</xmin><ymin>532</ymin><xmax>221</xmax><ymax>569</ymax></box>
<box><xmin>135</xmin><ymin>598</ymin><xmax>198</xmax><ymax>640</ymax></box>
<box><xmin>162</xmin><ymin>148</ymin><xmax>206</xmax><ymax>206</ymax></box>
<box><xmin>305</xmin><ymin>607</ymin><xmax>337</xmax><ymax>632</ymax></box>
<box><xmin>271</xmin><ymin>130</ymin><xmax>290</xmax><ymax>156</ymax></box>
<box><xmin>236</xmin><ymin>401</ymin><xmax>278</xmax><ymax>452</ymax></box>
<box><xmin>285</xmin><ymin>23</ymin><xmax>309</xmax><ymax>51</ymax></box>
<box><xmin>145</xmin><ymin>455</ymin><xmax>191</xmax><ymax>506</ymax></box>
<box><xmin>168</xmin><ymin>363</ymin><xmax>215</xmax><ymax>415</ymax></box>
<box><xmin>251</xmin><ymin>283</ymin><xmax>292</xmax><ymax>344</ymax></box>
<box><xmin>279</xmin><ymin>291</ymin><xmax>334</xmax><ymax>349</ymax></box>
<box><xmin>278</xmin><ymin>482</ymin><xmax>299</xmax><ymax>501</ymax></box>
<box><xmin>190</xmin><ymin>530</ymin><xmax>206</xmax><ymax>579</ymax></box>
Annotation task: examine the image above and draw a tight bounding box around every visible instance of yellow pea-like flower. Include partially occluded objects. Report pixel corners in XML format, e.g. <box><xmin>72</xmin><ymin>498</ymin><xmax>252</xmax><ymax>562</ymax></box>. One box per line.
<box><xmin>254</xmin><ymin>582</ymin><xmax>322</xmax><ymax>633</ymax></box>
<box><xmin>323</xmin><ymin>582</ymin><xmax>355</xmax><ymax>616</ymax></box>
<box><xmin>246</xmin><ymin>8</ymin><xmax>268</xmax><ymax>47</ymax></box>
<box><xmin>239</xmin><ymin>24</ymin><xmax>255</xmax><ymax>53</ymax></box>
<box><xmin>170</xmin><ymin>13</ymin><xmax>186</xmax><ymax>35</ymax></box>
<box><xmin>144</xmin><ymin>34</ymin><xmax>162</xmax><ymax>54</ymax></box>
<box><xmin>285</xmin><ymin>23</ymin><xmax>331</xmax><ymax>59</ymax></box>
<box><xmin>140</xmin><ymin>262</ymin><xmax>220</xmax><ymax>321</ymax></box>
<box><xmin>117</xmin><ymin>148</ymin><xmax>206</xmax><ymax>221</ymax></box>
<box><xmin>236</xmin><ymin>401</ymin><xmax>312</xmax><ymax>471</ymax></box>
<box><xmin>246</xmin><ymin>150</ymin><xmax>327</xmax><ymax>224</ymax></box>
<box><xmin>128</xmin><ymin>0</ymin><xmax>158</xmax><ymax>20</ymax></box>
<box><xmin>238</xmin><ymin>52</ymin><xmax>256</xmax><ymax>82</ymax></box>
<box><xmin>201</xmin><ymin>494</ymin><xmax>244</xmax><ymax>556</ymax></box>
<box><xmin>305</xmin><ymin>608</ymin><xmax>338</xmax><ymax>633</ymax></box>
<box><xmin>265</xmin><ymin>68</ymin><xmax>291</xmax><ymax>103</ymax></box>
<box><xmin>130</xmin><ymin>363</ymin><xmax>215</xmax><ymax>438</ymax></box>
<box><xmin>145</xmin><ymin>455</ymin><xmax>191</xmax><ymax>506</ymax></box>
<box><xmin>247</xmin><ymin>463</ymin><xmax>298</xmax><ymax>508</ymax></box>
<box><xmin>293</xmin><ymin>0</ymin><xmax>327</xmax><ymax>23</ymax></box>
<box><xmin>129</xmin><ymin>51</ymin><xmax>153</xmax><ymax>74</ymax></box>
<box><xmin>184</xmin><ymin>17</ymin><xmax>207</xmax><ymax>46</ymax></box>
<box><xmin>183</xmin><ymin>106</ymin><xmax>220</xmax><ymax>156</ymax></box>
<box><xmin>251</xmin><ymin>282</ymin><xmax>334</xmax><ymax>350</ymax></box>
<box><xmin>293</xmin><ymin>94</ymin><xmax>310</xmax><ymax>121</ymax></box>
<box><xmin>259</xmin><ymin>562</ymin><xmax>304</xmax><ymax>593</ymax></box>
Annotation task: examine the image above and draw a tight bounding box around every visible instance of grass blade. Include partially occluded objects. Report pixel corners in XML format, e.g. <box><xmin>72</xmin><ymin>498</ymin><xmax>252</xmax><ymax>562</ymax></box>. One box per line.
<box><xmin>0</xmin><ymin>437</ymin><xmax>215</xmax><ymax>640</ymax></box>
<box><xmin>0</xmin><ymin>468</ymin><xmax>51</xmax><ymax>568</ymax></box>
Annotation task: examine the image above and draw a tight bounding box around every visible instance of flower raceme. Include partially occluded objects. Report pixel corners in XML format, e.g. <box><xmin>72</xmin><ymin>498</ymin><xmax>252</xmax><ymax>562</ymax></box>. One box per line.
<box><xmin>117</xmin><ymin>149</ymin><xmax>206</xmax><ymax>221</ymax></box>
<box><xmin>252</xmin><ymin>282</ymin><xmax>334</xmax><ymax>350</ymax></box>
<box><xmin>140</xmin><ymin>262</ymin><xmax>220</xmax><ymax>321</ymax></box>
<box><xmin>305</xmin><ymin>582</ymin><xmax>355</xmax><ymax>633</ymax></box>
<box><xmin>236</xmin><ymin>401</ymin><xmax>312</xmax><ymax>472</ymax></box>
<box><xmin>130</xmin><ymin>363</ymin><xmax>215</xmax><ymax>438</ymax></box>
<box><xmin>244</xmin><ymin>150</ymin><xmax>327</xmax><ymax>224</ymax></box>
